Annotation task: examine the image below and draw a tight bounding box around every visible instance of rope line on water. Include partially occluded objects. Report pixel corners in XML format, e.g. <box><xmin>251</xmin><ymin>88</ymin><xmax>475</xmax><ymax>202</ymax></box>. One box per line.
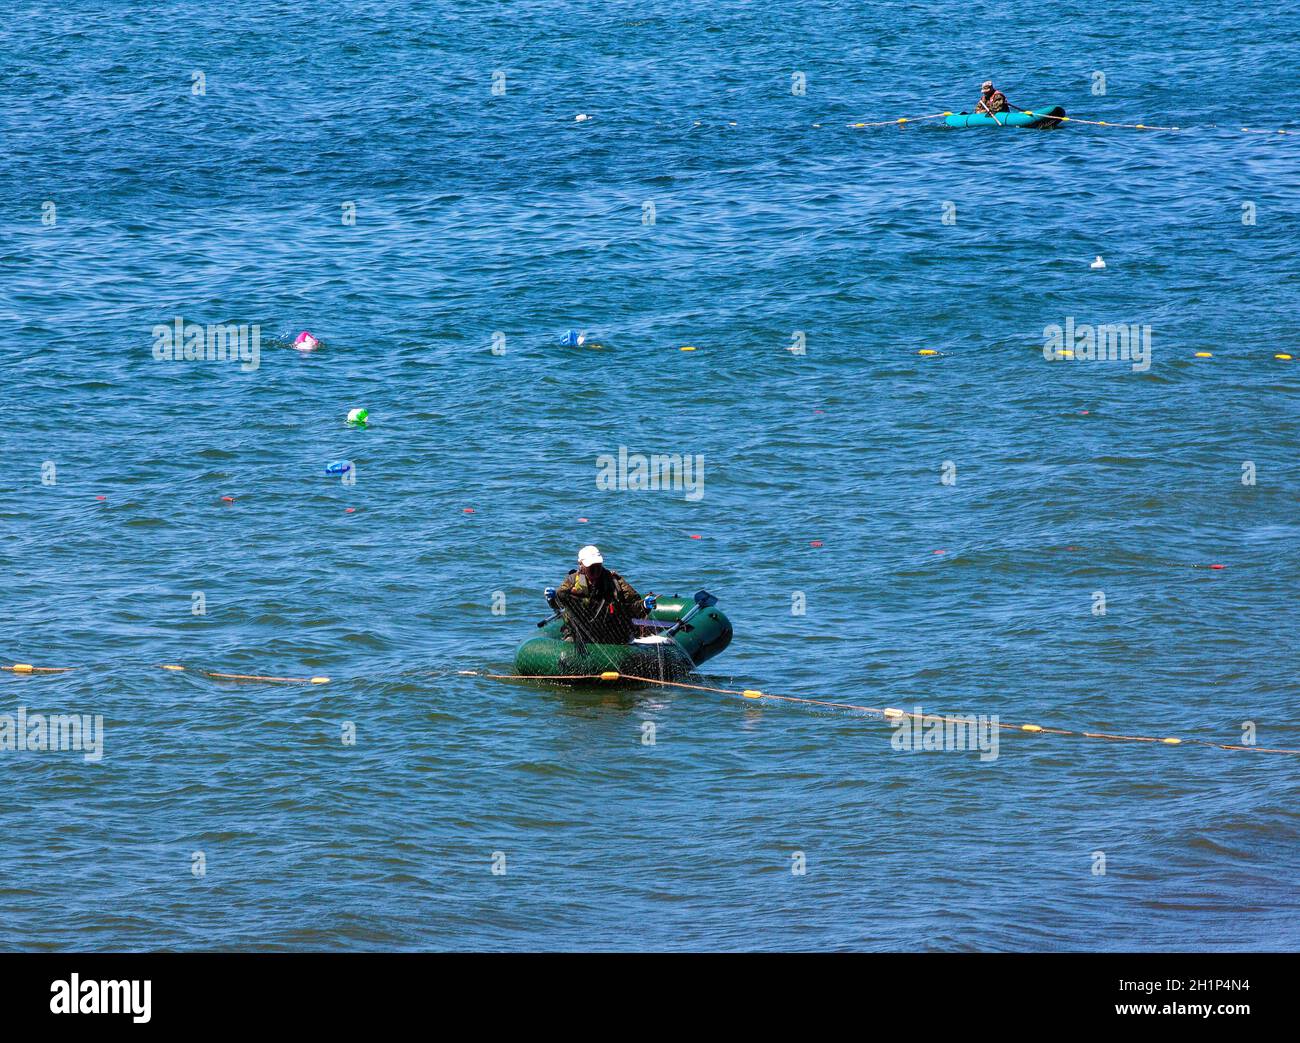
<box><xmin>10</xmin><ymin>661</ymin><xmax>1297</xmax><ymax>756</ymax></box>
<box><xmin>4</xmin><ymin>662</ymin><xmax>331</xmax><ymax>683</ymax></box>
<box><xmin>469</xmin><ymin>669</ymin><xmax>1300</xmax><ymax>757</ymax></box>
<box><xmin>844</xmin><ymin>111</ymin><xmax>952</xmax><ymax>128</ymax></box>
<box><xmin>1037</xmin><ymin>112</ymin><xmax>1177</xmax><ymax>131</ymax></box>
<box><xmin>156</xmin><ymin>664</ymin><xmax>331</xmax><ymax>684</ymax></box>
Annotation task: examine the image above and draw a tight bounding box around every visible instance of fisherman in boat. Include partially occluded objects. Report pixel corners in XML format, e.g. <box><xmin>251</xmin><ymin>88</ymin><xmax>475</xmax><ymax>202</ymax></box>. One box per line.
<box><xmin>974</xmin><ymin>80</ymin><xmax>1012</xmax><ymax>115</ymax></box>
<box><xmin>545</xmin><ymin>545</ymin><xmax>654</xmax><ymax>644</ymax></box>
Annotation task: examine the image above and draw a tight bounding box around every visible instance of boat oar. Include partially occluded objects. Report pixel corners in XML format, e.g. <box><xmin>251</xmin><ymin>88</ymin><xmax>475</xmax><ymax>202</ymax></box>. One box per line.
<box><xmin>535</xmin><ymin>585</ymin><xmax>567</xmax><ymax>627</ymax></box>
<box><xmin>663</xmin><ymin>589</ymin><xmax>719</xmax><ymax>637</ymax></box>
<box><xmin>976</xmin><ymin>98</ymin><xmax>1006</xmax><ymax>126</ymax></box>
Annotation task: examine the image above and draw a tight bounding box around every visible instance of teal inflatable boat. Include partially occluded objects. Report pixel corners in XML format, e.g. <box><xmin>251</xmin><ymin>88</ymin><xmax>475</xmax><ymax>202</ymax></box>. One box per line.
<box><xmin>513</xmin><ymin>590</ymin><xmax>732</xmax><ymax>684</ymax></box>
<box><xmin>944</xmin><ymin>106</ymin><xmax>1066</xmax><ymax>128</ymax></box>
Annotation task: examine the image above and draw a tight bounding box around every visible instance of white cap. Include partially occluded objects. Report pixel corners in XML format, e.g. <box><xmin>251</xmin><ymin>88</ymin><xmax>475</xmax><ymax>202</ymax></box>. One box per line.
<box><xmin>577</xmin><ymin>545</ymin><xmax>604</xmax><ymax>566</ymax></box>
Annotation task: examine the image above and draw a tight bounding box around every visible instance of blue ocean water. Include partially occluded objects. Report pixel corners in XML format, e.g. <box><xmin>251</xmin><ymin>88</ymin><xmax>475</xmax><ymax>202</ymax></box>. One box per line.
<box><xmin>2</xmin><ymin>1</ymin><xmax>1298</xmax><ymax>951</ymax></box>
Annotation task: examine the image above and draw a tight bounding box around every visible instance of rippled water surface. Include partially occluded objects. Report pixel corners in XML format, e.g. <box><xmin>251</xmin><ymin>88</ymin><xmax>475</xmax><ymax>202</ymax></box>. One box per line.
<box><xmin>2</xmin><ymin>1</ymin><xmax>1298</xmax><ymax>951</ymax></box>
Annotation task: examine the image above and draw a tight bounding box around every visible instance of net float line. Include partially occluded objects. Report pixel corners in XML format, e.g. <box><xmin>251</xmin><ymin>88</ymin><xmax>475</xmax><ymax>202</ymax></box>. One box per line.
<box><xmin>467</xmin><ymin>670</ymin><xmax>1300</xmax><ymax>757</ymax></box>
<box><xmin>158</xmin><ymin>664</ymin><xmax>330</xmax><ymax>685</ymax></box>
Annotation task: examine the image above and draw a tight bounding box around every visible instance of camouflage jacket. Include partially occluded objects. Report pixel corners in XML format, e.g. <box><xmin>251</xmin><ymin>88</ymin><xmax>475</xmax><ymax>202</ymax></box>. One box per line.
<box><xmin>976</xmin><ymin>91</ymin><xmax>1010</xmax><ymax>114</ymax></box>
<box><xmin>555</xmin><ymin>568</ymin><xmax>645</xmax><ymax>643</ymax></box>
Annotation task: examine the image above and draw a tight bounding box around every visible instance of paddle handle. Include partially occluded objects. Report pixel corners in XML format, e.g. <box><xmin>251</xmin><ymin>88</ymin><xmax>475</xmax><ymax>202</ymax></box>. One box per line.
<box><xmin>664</xmin><ymin>604</ymin><xmax>704</xmax><ymax>636</ymax></box>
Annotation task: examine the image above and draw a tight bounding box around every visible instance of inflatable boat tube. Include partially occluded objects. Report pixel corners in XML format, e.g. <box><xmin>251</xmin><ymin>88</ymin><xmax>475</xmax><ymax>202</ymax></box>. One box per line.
<box><xmin>513</xmin><ymin>593</ymin><xmax>732</xmax><ymax>684</ymax></box>
<box><xmin>944</xmin><ymin>106</ymin><xmax>1066</xmax><ymax>128</ymax></box>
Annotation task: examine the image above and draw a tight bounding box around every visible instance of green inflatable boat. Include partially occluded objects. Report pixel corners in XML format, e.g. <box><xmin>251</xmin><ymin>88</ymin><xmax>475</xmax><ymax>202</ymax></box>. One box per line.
<box><xmin>513</xmin><ymin>590</ymin><xmax>732</xmax><ymax>684</ymax></box>
<box><xmin>944</xmin><ymin>106</ymin><xmax>1066</xmax><ymax>128</ymax></box>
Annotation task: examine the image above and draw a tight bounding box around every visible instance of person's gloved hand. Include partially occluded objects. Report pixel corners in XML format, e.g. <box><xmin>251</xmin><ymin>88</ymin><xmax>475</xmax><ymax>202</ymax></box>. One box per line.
<box><xmin>544</xmin><ymin>587</ymin><xmax>557</xmax><ymax>603</ymax></box>
<box><xmin>643</xmin><ymin>594</ymin><xmax>657</xmax><ymax>613</ymax></box>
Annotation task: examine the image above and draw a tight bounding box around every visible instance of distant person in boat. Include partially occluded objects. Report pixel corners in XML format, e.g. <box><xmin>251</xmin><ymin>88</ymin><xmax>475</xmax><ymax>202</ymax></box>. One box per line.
<box><xmin>545</xmin><ymin>545</ymin><xmax>653</xmax><ymax>644</ymax></box>
<box><xmin>974</xmin><ymin>80</ymin><xmax>1013</xmax><ymax>115</ymax></box>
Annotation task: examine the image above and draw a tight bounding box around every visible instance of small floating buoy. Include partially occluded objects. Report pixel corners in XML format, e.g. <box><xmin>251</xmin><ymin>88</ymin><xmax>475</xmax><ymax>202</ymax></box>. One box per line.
<box><xmin>1194</xmin><ymin>352</ymin><xmax>1213</xmax><ymax>358</ymax></box>
<box><xmin>810</xmin><ymin>540</ymin><xmax>823</xmax><ymax>547</ymax></box>
<box><xmin>293</xmin><ymin>330</ymin><xmax>321</xmax><ymax>351</ymax></box>
<box><xmin>221</xmin><ymin>496</ymin><xmax>235</xmax><ymax>503</ymax></box>
<box><xmin>578</xmin><ymin>517</ymin><xmax>588</xmax><ymax>522</ymax></box>
<box><xmin>463</xmin><ymin>508</ymin><xmax>475</xmax><ymax>514</ymax></box>
<box><xmin>680</xmin><ymin>345</ymin><xmax>696</xmax><ymax>352</ymax></box>
<box><xmin>689</xmin><ymin>534</ymin><xmax>701</xmax><ymax>540</ymax></box>
<box><xmin>918</xmin><ymin>349</ymin><xmax>939</xmax><ymax>356</ymax></box>
<box><xmin>347</xmin><ymin>408</ymin><xmax>369</xmax><ymax>426</ymax></box>
<box><xmin>575</xmin><ymin>114</ymin><xmax>591</xmax><ymax>122</ymax></box>
<box><xmin>1091</xmin><ymin>256</ymin><xmax>1106</xmax><ymax>269</ymax></box>
<box><xmin>1209</xmin><ymin>564</ymin><xmax>1226</xmax><ymax>570</ymax></box>
<box><xmin>1276</xmin><ymin>353</ymin><xmax>1293</xmax><ymax>361</ymax></box>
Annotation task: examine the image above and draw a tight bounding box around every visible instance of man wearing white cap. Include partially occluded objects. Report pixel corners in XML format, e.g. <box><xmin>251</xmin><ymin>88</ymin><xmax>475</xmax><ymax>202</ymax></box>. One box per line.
<box><xmin>545</xmin><ymin>546</ymin><xmax>653</xmax><ymax>644</ymax></box>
